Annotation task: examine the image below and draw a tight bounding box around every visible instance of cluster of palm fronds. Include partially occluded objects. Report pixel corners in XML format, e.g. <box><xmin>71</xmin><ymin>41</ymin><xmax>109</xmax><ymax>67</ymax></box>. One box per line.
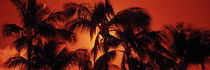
<box><xmin>2</xmin><ymin>0</ymin><xmax>209</xmax><ymax>70</ymax></box>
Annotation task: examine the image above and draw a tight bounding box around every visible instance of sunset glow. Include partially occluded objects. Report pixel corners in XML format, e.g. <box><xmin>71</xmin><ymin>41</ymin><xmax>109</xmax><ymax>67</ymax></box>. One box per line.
<box><xmin>0</xmin><ymin>0</ymin><xmax>209</xmax><ymax>70</ymax></box>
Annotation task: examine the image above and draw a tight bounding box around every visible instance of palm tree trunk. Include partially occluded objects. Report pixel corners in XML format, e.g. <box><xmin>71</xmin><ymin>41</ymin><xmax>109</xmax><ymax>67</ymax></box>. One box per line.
<box><xmin>201</xmin><ymin>62</ymin><xmax>205</xmax><ymax>70</ymax></box>
<box><xmin>104</xmin><ymin>37</ymin><xmax>109</xmax><ymax>70</ymax></box>
<box><xmin>124</xmin><ymin>46</ymin><xmax>132</xmax><ymax>70</ymax></box>
<box><xmin>126</xmin><ymin>53</ymin><xmax>133</xmax><ymax>70</ymax></box>
<box><xmin>105</xmin><ymin>62</ymin><xmax>109</xmax><ymax>70</ymax></box>
<box><xmin>27</xmin><ymin>39</ymin><xmax>32</xmax><ymax>70</ymax></box>
<box><xmin>121</xmin><ymin>53</ymin><xmax>126</xmax><ymax>70</ymax></box>
<box><xmin>27</xmin><ymin>0</ymin><xmax>36</xmax><ymax>69</ymax></box>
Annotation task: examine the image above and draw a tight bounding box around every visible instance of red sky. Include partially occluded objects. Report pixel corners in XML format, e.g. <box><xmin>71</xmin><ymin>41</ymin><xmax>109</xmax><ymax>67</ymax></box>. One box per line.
<box><xmin>0</xmin><ymin>0</ymin><xmax>210</xmax><ymax>70</ymax></box>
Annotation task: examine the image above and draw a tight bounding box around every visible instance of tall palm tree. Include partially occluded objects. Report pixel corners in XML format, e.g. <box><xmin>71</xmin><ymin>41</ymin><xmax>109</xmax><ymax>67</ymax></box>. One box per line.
<box><xmin>3</xmin><ymin>0</ymin><xmax>76</xmax><ymax>70</ymax></box>
<box><xmin>66</xmin><ymin>0</ymin><xmax>151</xmax><ymax>69</ymax></box>
<box><xmin>164</xmin><ymin>23</ymin><xmax>210</xmax><ymax>70</ymax></box>
<box><xmin>6</xmin><ymin>40</ymin><xmax>92</xmax><ymax>70</ymax></box>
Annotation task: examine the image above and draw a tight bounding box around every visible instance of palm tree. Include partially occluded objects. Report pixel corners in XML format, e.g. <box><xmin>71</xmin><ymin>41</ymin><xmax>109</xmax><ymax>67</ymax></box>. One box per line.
<box><xmin>164</xmin><ymin>23</ymin><xmax>210</xmax><ymax>70</ymax></box>
<box><xmin>115</xmin><ymin>28</ymin><xmax>177</xmax><ymax>70</ymax></box>
<box><xmin>66</xmin><ymin>0</ymin><xmax>151</xmax><ymax>69</ymax></box>
<box><xmin>6</xmin><ymin>40</ymin><xmax>92</xmax><ymax>70</ymax></box>
<box><xmin>3</xmin><ymin>0</ymin><xmax>75</xmax><ymax>70</ymax></box>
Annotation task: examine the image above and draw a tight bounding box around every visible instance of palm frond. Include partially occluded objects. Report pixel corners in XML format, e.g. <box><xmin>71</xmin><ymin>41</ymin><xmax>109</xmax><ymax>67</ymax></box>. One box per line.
<box><xmin>44</xmin><ymin>40</ymin><xmax>58</xmax><ymax>59</ymax></box>
<box><xmin>10</xmin><ymin>0</ymin><xmax>27</xmax><ymax>22</ymax></box>
<box><xmin>5</xmin><ymin>56</ymin><xmax>29</xmax><ymax>68</ymax></box>
<box><xmin>35</xmin><ymin>3</ymin><xmax>51</xmax><ymax>22</ymax></box>
<box><xmin>43</xmin><ymin>11</ymin><xmax>66</xmax><ymax>23</ymax></box>
<box><xmin>105</xmin><ymin>0</ymin><xmax>115</xmax><ymax>17</ymax></box>
<box><xmin>107</xmin><ymin>34</ymin><xmax>121</xmax><ymax>48</ymax></box>
<box><xmin>93</xmin><ymin>51</ymin><xmax>116</xmax><ymax>70</ymax></box>
<box><xmin>91</xmin><ymin>2</ymin><xmax>107</xmax><ymax>24</ymax></box>
<box><xmin>79</xmin><ymin>60</ymin><xmax>92</xmax><ymax>70</ymax></box>
<box><xmin>76</xmin><ymin>3</ymin><xmax>91</xmax><ymax>19</ymax></box>
<box><xmin>115</xmin><ymin>30</ymin><xmax>135</xmax><ymax>44</ymax></box>
<box><xmin>110</xmin><ymin>7</ymin><xmax>151</xmax><ymax>31</ymax></box>
<box><xmin>91</xmin><ymin>34</ymin><xmax>101</xmax><ymax>63</ymax></box>
<box><xmin>53</xmin><ymin>47</ymin><xmax>71</xmax><ymax>70</ymax></box>
<box><xmin>76</xmin><ymin>49</ymin><xmax>92</xmax><ymax>70</ymax></box>
<box><xmin>57</xmin><ymin>29</ymin><xmax>77</xmax><ymax>43</ymax></box>
<box><xmin>66</xmin><ymin>18</ymin><xmax>91</xmax><ymax>32</ymax></box>
<box><xmin>13</xmin><ymin>36</ymin><xmax>29</xmax><ymax>52</ymax></box>
<box><xmin>3</xmin><ymin>24</ymin><xmax>24</xmax><ymax>37</ymax></box>
<box><xmin>54</xmin><ymin>48</ymin><xmax>89</xmax><ymax>70</ymax></box>
<box><xmin>135</xmin><ymin>31</ymin><xmax>175</xmax><ymax>59</ymax></box>
<box><xmin>35</xmin><ymin>22</ymin><xmax>57</xmax><ymax>38</ymax></box>
<box><xmin>62</xmin><ymin>3</ymin><xmax>78</xmax><ymax>18</ymax></box>
<box><xmin>147</xmin><ymin>51</ymin><xmax>177</xmax><ymax>70</ymax></box>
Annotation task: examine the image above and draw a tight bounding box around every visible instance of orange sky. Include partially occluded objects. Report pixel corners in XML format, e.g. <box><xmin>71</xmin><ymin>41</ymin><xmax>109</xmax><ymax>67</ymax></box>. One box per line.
<box><xmin>0</xmin><ymin>0</ymin><xmax>210</xmax><ymax>70</ymax></box>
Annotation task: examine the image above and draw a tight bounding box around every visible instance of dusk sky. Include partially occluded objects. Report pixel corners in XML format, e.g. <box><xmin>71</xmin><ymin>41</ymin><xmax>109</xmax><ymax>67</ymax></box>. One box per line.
<box><xmin>0</xmin><ymin>0</ymin><xmax>209</xmax><ymax>69</ymax></box>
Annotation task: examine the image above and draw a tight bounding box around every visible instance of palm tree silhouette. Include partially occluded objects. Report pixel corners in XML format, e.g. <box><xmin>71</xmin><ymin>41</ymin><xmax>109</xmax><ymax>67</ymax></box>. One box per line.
<box><xmin>65</xmin><ymin>0</ymin><xmax>152</xmax><ymax>69</ymax></box>
<box><xmin>6</xmin><ymin>40</ymin><xmax>92</xmax><ymax>70</ymax></box>
<box><xmin>3</xmin><ymin>0</ymin><xmax>76</xmax><ymax>70</ymax></box>
<box><xmin>115</xmin><ymin>28</ymin><xmax>177</xmax><ymax>70</ymax></box>
<box><xmin>164</xmin><ymin>23</ymin><xmax>210</xmax><ymax>70</ymax></box>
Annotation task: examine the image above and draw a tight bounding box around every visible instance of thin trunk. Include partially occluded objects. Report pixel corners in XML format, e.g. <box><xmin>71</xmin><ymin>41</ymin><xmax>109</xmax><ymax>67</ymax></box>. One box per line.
<box><xmin>27</xmin><ymin>38</ymin><xmax>32</xmax><ymax>70</ymax></box>
<box><xmin>125</xmin><ymin>43</ymin><xmax>133</xmax><ymax>70</ymax></box>
<box><xmin>126</xmin><ymin>52</ymin><xmax>132</xmax><ymax>70</ymax></box>
<box><xmin>27</xmin><ymin>0</ymin><xmax>36</xmax><ymax>69</ymax></box>
<box><xmin>201</xmin><ymin>62</ymin><xmax>205</xmax><ymax>70</ymax></box>
<box><xmin>105</xmin><ymin>62</ymin><xmax>109</xmax><ymax>70</ymax></box>
<box><xmin>104</xmin><ymin>37</ymin><xmax>109</xmax><ymax>70</ymax></box>
<box><xmin>104</xmin><ymin>50</ymin><xmax>109</xmax><ymax>70</ymax></box>
<box><xmin>121</xmin><ymin>54</ymin><xmax>126</xmax><ymax>70</ymax></box>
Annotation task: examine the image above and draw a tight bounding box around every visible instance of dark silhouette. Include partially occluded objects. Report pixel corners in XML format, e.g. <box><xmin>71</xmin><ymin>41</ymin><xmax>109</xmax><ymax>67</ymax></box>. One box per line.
<box><xmin>3</xmin><ymin>0</ymin><xmax>209</xmax><ymax>70</ymax></box>
<box><xmin>115</xmin><ymin>27</ymin><xmax>177</xmax><ymax>70</ymax></box>
<box><xmin>64</xmin><ymin>0</ymin><xmax>116</xmax><ymax>70</ymax></box>
<box><xmin>164</xmin><ymin>23</ymin><xmax>210</xmax><ymax>70</ymax></box>
<box><xmin>6</xmin><ymin>40</ymin><xmax>91</xmax><ymax>70</ymax></box>
<box><xmin>65</xmin><ymin>0</ymin><xmax>153</xmax><ymax>69</ymax></box>
<box><xmin>3</xmin><ymin>0</ymin><xmax>78</xmax><ymax>70</ymax></box>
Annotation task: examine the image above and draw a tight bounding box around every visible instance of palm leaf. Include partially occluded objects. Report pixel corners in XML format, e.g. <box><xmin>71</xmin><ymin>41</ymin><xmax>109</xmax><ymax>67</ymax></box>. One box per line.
<box><xmin>105</xmin><ymin>0</ymin><xmax>115</xmax><ymax>17</ymax></box>
<box><xmin>54</xmin><ymin>48</ymin><xmax>89</xmax><ymax>70</ymax></box>
<box><xmin>110</xmin><ymin>7</ymin><xmax>151</xmax><ymax>31</ymax></box>
<box><xmin>13</xmin><ymin>36</ymin><xmax>29</xmax><ymax>52</ymax></box>
<box><xmin>44</xmin><ymin>11</ymin><xmax>66</xmax><ymax>23</ymax></box>
<box><xmin>107</xmin><ymin>34</ymin><xmax>121</xmax><ymax>48</ymax></box>
<box><xmin>53</xmin><ymin>47</ymin><xmax>71</xmax><ymax>70</ymax></box>
<box><xmin>76</xmin><ymin>3</ymin><xmax>91</xmax><ymax>19</ymax></box>
<box><xmin>57</xmin><ymin>29</ymin><xmax>77</xmax><ymax>43</ymax></box>
<box><xmin>10</xmin><ymin>0</ymin><xmax>27</xmax><ymax>22</ymax></box>
<box><xmin>35</xmin><ymin>3</ymin><xmax>51</xmax><ymax>22</ymax></box>
<box><xmin>62</xmin><ymin>3</ymin><xmax>78</xmax><ymax>18</ymax></box>
<box><xmin>91</xmin><ymin>2</ymin><xmax>107</xmax><ymax>24</ymax></box>
<box><xmin>5</xmin><ymin>56</ymin><xmax>30</xmax><ymax>68</ymax></box>
<box><xmin>91</xmin><ymin>33</ymin><xmax>101</xmax><ymax>63</ymax></box>
<box><xmin>93</xmin><ymin>51</ymin><xmax>116</xmax><ymax>70</ymax></box>
<box><xmin>147</xmin><ymin>51</ymin><xmax>177</xmax><ymax>70</ymax></box>
<box><xmin>35</xmin><ymin>22</ymin><xmax>57</xmax><ymax>38</ymax></box>
<box><xmin>79</xmin><ymin>60</ymin><xmax>92</xmax><ymax>70</ymax></box>
<box><xmin>66</xmin><ymin>18</ymin><xmax>91</xmax><ymax>32</ymax></box>
<box><xmin>3</xmin><ymin>24</ymin><xmax>24</xmax><ymax>37</ymax></box>
<box><xmin>135</xmin><ymin>31</ymin><xmax>176</xmax><ymax>59</ymax></box>
<box><xmin>76</xmin><ymin>49</ymin><xmax>92</xmax><ymax>70</ymax></box>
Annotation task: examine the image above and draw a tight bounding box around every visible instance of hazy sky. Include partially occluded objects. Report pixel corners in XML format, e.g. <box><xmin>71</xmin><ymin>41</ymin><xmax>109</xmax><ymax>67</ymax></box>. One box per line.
<box><xmin>1</xmin><ymin>0</ymin><xmax>210</xmax><ymax>48</ymax></box>
<box><xmin>0</xmin><ymin>0</ymin><xmax>209</xmax><ymax>69</ymax></box>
